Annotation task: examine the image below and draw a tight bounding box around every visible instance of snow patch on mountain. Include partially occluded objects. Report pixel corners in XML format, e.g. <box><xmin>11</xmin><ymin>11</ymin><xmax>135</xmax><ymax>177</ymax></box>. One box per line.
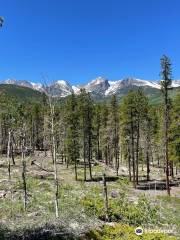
<box><xmin>47</xmin><ymin>80</ymin><xmax>73</xmax><ymax>97</ymax></box>
<box><xmin>2</xmin><ymin>77</ymin><xmax>180</xmax><ymax>98</ymax></box>
<box><xmin>4</xmin><ymin>79</ymin><xmax>45</xmax><ymax>92</ymax></box>
<box><xmin>31</xmin><ymin>82</ymin><xmax>44</xmax><ymax>91</ymax></box>
<box><xmin>72</xmin><ymin>85</ymin><xmax>81</xmax><ymax>94</ymax></box>
<box><xmin>105</xmin><ymin>78</ymin><xmax>161</xmax><ymax>96</ymax></box>
<box><xmin>171</xmin><ymin>80</ymin><xmax>180</xmax><ymax>88</ymax></box>
<box><xmin>84</xmin><ymin>77</ymin><xmax>109</xmax><ymax>95</ymax></box>
<box><xmin>134</xmin><ymin>79</ymin><xmax>161</xmax><ymax>89</ymax></box>
<box><xmin>105</xmin><ymin>80</ymin><xmax>122</xmax><ymax>95</ymax></box>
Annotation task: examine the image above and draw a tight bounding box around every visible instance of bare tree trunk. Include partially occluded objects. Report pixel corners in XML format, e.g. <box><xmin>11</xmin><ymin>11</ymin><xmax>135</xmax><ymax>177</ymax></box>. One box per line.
<box><xmin>102</xmin><ymin>173</ymin><xmax>109</xmax><ymax>222</ymax></box>
<box><xmin>7</xmin><ymin>131</ymin><xmax>11</xmax><ymax>180</ymax></box>
<box><xmin>127</xmin><ymin>144</ymin><xmax>132</xmax><ymax>181</ymax></box>
<box><xmin>51</xmin><ymin>105</ymin><xmax>59</xmax><ymax>218</ymax></box>
<box><xmin>105</xmin><ymin>146</ymin><xmax>108</xmax><ymax>165</ymax></box>
<box><xmin>164</xmin><ymin>91</ymin><xmax>170</xmax><ymax>196</ymax></box>
<box><xmin>97</xmin><ymin>127</ymin><xmax>100</xmax><ymax>160</ymax></box>
<box><xmin>83</xmin><ymin>118</ymin><xmax>86</xmax><ymax>181</ymax></box>
<box><xmin>115</xmin><ymin>149</ymin><xmax>119</xmax><ymax>176</ymax></box>
<box><xmin>10</xmin><ymin>141</ymin><xmax>15</xmax><ymax>165</ymax></box>
<box><xmin>21</xmin><ymin>134</ymin><xmax>27</xmax><ymax>212</ymax></box>
<box><xmin>157</xmin><ymin>151</ymin><xmax>160</xmax><ymax>167</ymax></box>
<box><xmin>146</xmin><ymin>150</ymin><xmax>150</xmax><ymax>181</ymax></box>
<box><xmin>43</xmin><ymin>116</ymin><xmax>47</xmax><ymax>157</ymax></box>
<box><xmin>74</xmin><ymin>159</ymin><xmax>78</xmax><ymax>181</ymax></box>
<box><xmin>88</xmin><ymin>133</ymin><xmax>92</xmax><ymax>180</ymax></box>
<box><xmin>74</xmin><ymin>140</ymin><xmax>78</xmax><ymax>181</ymax></box>
<box><xmin>170</xmin><ymin>161</ymin><xmax>174</xmax><ymax>178</ymax></box>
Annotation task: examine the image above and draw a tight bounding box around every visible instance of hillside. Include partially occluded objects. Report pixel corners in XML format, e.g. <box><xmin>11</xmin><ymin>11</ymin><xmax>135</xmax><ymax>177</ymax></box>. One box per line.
<box><xmin>104</xmin><ymin>86</ymin><xmax>180</xmax><ymax>104</ymax></box>
<box><xmin>0</xmin><ymin>84</ymin><xmax>44</xmax><ymax>103</ymax></box>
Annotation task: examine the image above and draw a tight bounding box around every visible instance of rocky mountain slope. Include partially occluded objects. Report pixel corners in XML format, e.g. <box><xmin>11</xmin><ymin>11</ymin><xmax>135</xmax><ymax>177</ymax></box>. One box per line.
<box><xmin>2</xmin><ymin>77</ymin><xmax>180</xmax><ymax>100</ymax></box>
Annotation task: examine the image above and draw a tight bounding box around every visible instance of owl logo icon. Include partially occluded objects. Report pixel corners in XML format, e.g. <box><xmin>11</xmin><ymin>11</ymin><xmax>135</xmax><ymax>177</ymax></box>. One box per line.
<box><xmin>135</xmin><ymin>227</ymin><xmax>143</xmax><ymax>235</ymax></box>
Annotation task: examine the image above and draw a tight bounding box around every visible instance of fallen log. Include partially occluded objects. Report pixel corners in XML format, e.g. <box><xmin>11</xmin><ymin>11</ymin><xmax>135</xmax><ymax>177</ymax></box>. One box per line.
<box><xmin>136</xmin><ymin>180</ymin><xmax>180</xmax><ymax>190</ymax></box>
<box><xmin>31</xmin><ymin>160</ymin><xmax>53</xmax><ymax>172</ymax></box>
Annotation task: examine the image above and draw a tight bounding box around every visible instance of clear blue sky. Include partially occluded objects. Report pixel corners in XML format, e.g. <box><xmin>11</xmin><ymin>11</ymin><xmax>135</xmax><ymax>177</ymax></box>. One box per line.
<box><xmin>1</xmin><ymin>0</ymin><xmax>180</xmax><ymax>85</ymax></box>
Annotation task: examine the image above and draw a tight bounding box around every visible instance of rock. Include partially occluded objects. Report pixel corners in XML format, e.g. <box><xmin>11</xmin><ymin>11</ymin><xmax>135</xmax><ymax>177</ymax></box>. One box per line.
<box><xmin>120</xmin><ymin>166</ymin><xmax>128</xmax><ymax>173</ymax></box>
<box><xmin>27</xmin><ymin>212</ymin><xmax>41</xmax><ymax>217</ymax></box>
<box><xmin>105</xmin><ymin>222</ymin><xmax>116</xmax><ymax>227</ymax></box>
<box><xmin>0</xmin><ymin>190</ymin><xmax>6</xmax><ymax>198</ymax></box>
<box><xmin>69</xmin><ymin>222</ymin><xmax>79</xmax><ymax>229</ymax></box>
<box><xmin>111</xmin><ymin>190</ymin><xmax>119</xmax><ymax>198</ymax></box>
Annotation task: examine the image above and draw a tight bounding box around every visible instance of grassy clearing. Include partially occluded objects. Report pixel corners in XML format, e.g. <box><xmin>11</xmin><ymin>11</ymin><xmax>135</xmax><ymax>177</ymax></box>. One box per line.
<box><xmin>0</xmin><ymin>153</ymin><xmax>179</xmax><ymax>239</ymax></box>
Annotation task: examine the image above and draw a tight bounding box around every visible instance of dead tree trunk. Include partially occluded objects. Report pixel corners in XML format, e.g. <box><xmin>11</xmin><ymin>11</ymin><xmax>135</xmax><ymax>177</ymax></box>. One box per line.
<box><xmin>164</xmin><ymin>92</ymin><xmax>170</xmax><ymax>196</ymax></box>
<box><xmin>102</xmin><ymin>173</ymin><xmax>109</xmax><ymax>222</ymax></box>
<box><xmin>7</xmin><ymin>130</ymin><xmax>11</xmax><ymax>180</ymax></box>
<box><xmin>21</xmin><ymin>134</ymin><xmax>27</xmax><ymax>212</ymax></box>
<box><xmin>83</xmin><ymin>118</ymin><xmax>86</xmax><ymax>181</ymax></box>
<box><xmin>146</xmin><ymin>150</ymin><xmax>150</xmax><ymax>181</ymax></box>
<box><xmin>50</xmin><ymin>104</ymin><xmax>59</xmax><ymax>218</ymax></box>
<box><xmin>127</xmin><ymin>144</ymin><xmax>132</xmax><ymax>181</ymax></box>
<box><xmin>11</xmin><ymin>134</ymin><xmax>16</xmax><ymax>165</ymax></box>
<box><xmin>74</xmin><ymin>140</ymin><xmax>78</xmax><ymax>181</ymax></box>
<box><xmin>88</xmin><ymin>133</ymin><xmax>92</xmax><ymax>180</ymax></box>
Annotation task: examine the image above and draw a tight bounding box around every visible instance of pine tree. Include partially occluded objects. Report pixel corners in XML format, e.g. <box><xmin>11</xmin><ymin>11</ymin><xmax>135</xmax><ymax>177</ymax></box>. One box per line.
<box><xmin>121</xmin><ymin>91</ymin><xmax>137</xmax><ymax>187</ymax></box>
<box><xmin>160</xmin><ymin>55</ymin><xmax>172</xmax><ymax>196</ymax></box>
<box><xmin>100</xmin><ymin>104</ymin><xmax>109</xmax><ymax>165</ymax></box>
<box><xmin>65</xmin><ymin>94</ymin><xmax>80</xmax><ymax>180</ymax></box>
<box><xmin>120</xmin><ymin>89</ymin><xmax>148</xmax><ymax>187</ymax></box>
<box><xmin>169</xmin><ymin>93</ymin><xmax>180</xmax><ymax>176</ymax></box>
<box><xmin>78</xmin><ymin>89</ymin><xmax>94</xmax><ymax>180</ymax></box>
<box><xmin>134</xmin><ymin>89</ymin><xmax>148</xmax><ymax>184</ymax></box>
<box><xmin>143</xmin><ymin>106</ymin><xmax>159</xmax><ymax>181</ymax></box>
<box><xmin>93</xmin><ymin>104</ymin><xmax>102</xmax><ymax>161</ymax></box>
<box><xmin>109</xmin><ymin>95</ymin><xmax>120</xmax><ymax>175</ymax></box>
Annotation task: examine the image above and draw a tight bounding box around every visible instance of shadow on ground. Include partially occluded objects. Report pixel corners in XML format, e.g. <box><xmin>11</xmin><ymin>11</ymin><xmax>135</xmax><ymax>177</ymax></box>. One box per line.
<box><xmin>0</xmin><ymin>224</ymin><xmax>78</xmax><ymax>240</ymax></box>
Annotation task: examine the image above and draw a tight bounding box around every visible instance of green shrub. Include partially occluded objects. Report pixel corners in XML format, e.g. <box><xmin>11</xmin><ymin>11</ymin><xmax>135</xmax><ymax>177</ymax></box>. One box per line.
<box><xmin>81</xmin><ymin>194</ymin><xmax>159</xmax><ymax>225</ymax></box>
<box><xmin>85</xmin><ymin>223</ymin><xmax>177</xmax><ymax>240</ymax></box>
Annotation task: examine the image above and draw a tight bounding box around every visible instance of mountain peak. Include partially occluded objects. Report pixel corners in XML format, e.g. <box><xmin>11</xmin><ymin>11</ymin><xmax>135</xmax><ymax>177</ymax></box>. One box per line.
<box><xmin>48</xmin><ymin>80</ymin><xmax>73</xmax><ymax>97</ymax></box>
<box><xmin>4</xmin><ymin>79</ymin><xmax>44</xmax><ymax>92</ymax></box>
<box><xmin>84</xmin><ymin>77</ymin><xmax>110</xmax><ymax>95</ymax></box>
<box><xmin>87</xmin><ymin>76</ymin><xmax>107</xmax><ymax>85</ymax></box>
<box><xmin>1</xmin><ymin>77</ymin><xmax>180</xmax><ymax>98</ymax></box>
<box><xmin>55</xmin><ymin>80</ymin><xmax>70</xmax><ymax>86</ymax></box>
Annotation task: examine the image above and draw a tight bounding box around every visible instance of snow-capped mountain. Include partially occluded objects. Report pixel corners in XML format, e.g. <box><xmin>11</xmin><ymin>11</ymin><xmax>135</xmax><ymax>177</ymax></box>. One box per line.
<box><xmin>84</xmin><ymin>77</ymin><xmax>110</xmax><ymax>95</ymax></box>
<box><xmin>171</xmin><ymin>80</ymin><xmax>180</xmax><ymax>88</ymax></box>
<box><xmin>105</xmin><ymin>78</ymin><xmax>161</xmax><ymax>96</ymax></box>
<box><xmin>72</xmin><ymin>85</ymin><xmax>81</xmax><ymax>95</ymax></box>
<box><xmin>4</xmin><ymin>79</ymin><xmax>44</xmax><ymax>92</ymax></box>
<box><xmin>30</xmin><ymin>82</ymin><xmax>44</xmax><ymax>92</ymax></box>
<box><xmin>2</xmin><ymin>77</ymin><xmax>180</xmax><ymax>98</ymax></box>
<box><xmin>46</xmin><ymin>80</ymin><xmax>73</xmax><ymax>97</ymax></box>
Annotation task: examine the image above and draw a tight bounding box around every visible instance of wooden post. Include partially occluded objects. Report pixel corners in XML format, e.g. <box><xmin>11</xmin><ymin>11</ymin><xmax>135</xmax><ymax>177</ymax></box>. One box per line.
<box><xmin>102</xmin><ymin>173</ymin><xmax>109</xmax><ymax>222</ymax></box>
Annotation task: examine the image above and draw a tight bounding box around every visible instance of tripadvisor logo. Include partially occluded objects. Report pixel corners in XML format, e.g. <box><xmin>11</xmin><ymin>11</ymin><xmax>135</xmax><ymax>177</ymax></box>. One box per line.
<box><xmin>135</xmin><ymin>227</ymin><xmax>143</xmax><ymax>235</ymax></box>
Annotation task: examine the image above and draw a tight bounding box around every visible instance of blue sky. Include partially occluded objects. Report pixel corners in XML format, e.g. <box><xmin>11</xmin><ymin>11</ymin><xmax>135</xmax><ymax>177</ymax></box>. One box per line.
<box><xmin>0</xmin><ymin>0</ymin><xmax>180</xmax><ymax>85</ymax></box>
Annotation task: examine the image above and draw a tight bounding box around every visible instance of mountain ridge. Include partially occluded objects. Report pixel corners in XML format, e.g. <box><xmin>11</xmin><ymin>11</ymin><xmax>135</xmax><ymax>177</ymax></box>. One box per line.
<box><xmin>2</xmin><ymin>77</ymin><xmax>180</xmax><ymax>98</ymax></box>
